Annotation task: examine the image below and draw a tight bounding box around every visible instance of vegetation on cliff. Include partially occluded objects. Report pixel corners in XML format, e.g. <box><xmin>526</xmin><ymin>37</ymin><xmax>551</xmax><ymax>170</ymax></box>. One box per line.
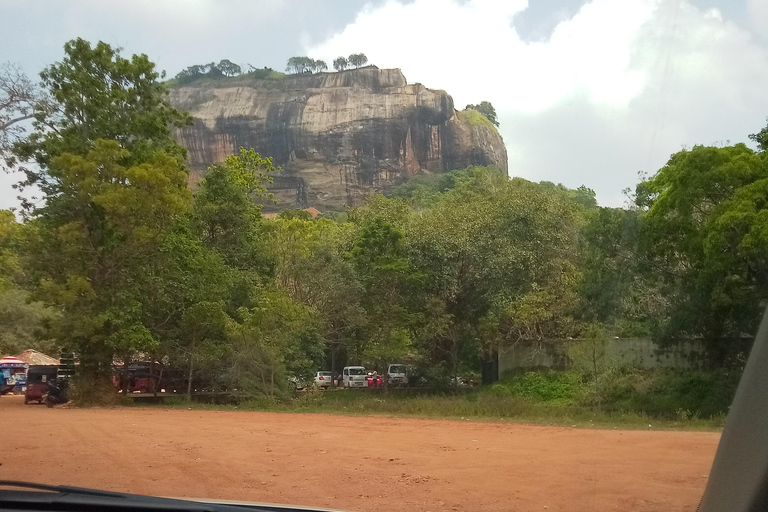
<box><xmin>465</xmin><ymin>101</ymin><xmax>499</xmax><ymax>127</ymax></box>
<box><xmin>169</xmin><ymin>60</ymin><xmax>286</xmax><ymax>87</ymax></box>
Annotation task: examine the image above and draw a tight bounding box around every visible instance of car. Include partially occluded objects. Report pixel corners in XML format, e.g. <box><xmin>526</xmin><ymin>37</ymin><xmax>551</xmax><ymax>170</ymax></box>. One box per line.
<box><xmin>387</xmin><ymin>363</ymin><xmax>407</xmax><ymax>386</ymax></box>
<box><xmin>450</xmin><ymin>376</ymin><xmax>470</xmax><ymax>388</ymax></box>
<box><xmin>288</xmin><ymin>376</ymin><xmax>308</xmax><ymax>390</ymax></box>
<box><xmin>313</xmin><ymin>371</ymin><xmax>332</xmax><ymax>388</ymax></box>
<box><xmin>342</xmin><ymin>366</ymin><xmax>367</xmax><ymax>388</ymax></box>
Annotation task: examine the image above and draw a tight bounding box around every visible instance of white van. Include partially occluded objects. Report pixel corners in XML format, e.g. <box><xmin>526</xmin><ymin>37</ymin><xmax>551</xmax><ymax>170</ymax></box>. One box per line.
<box><xmin>342</xmin><ymin>366</ymin><xmax>367</xmax><ymax>388</ymax></box>
<box><xmin>387</xmin><ymin>363</ymin><xmax>407</xmax><ymax>386</ymax></box>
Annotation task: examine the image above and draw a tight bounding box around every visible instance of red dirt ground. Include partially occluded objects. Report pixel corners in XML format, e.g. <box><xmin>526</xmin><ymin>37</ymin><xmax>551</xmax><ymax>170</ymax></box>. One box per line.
<box><xmin>0</xmin><ymin>395</ymin><xmax>718</xmax><ymax>512</ymax></box>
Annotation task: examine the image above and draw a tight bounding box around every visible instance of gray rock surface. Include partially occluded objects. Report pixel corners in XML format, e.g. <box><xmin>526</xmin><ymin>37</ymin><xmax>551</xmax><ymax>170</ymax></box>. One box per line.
<box><xmin>170</xmin><ymin>66</ymin><xmax>508</xmax><ymax>210</ymax></box>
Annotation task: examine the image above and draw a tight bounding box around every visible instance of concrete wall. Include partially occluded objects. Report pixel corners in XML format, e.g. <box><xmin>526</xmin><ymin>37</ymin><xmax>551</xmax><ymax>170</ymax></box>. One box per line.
<box><xmin>498</xmin><ymin>337</ymin><xmax>752</xmax><ymax>376</ymax></box>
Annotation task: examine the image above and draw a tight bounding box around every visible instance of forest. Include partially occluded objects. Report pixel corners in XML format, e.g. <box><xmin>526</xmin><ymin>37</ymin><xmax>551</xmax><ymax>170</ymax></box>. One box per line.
<box><xmin>2</xmin><ymin>39</ymin><xmax>768</xmax><ymax>405</ymax></box>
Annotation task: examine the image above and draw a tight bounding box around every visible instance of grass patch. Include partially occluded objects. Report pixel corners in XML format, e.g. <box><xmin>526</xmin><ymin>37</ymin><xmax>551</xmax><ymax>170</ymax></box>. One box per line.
<box><xmin>457</xmin><ymin>109</ymin><xmax>497</xmax><ymax>130</ymax></box>
<box><xmin>131</xmin><ymin>369</ymin><xmax>730</xmax><ymax>431</ymax></box>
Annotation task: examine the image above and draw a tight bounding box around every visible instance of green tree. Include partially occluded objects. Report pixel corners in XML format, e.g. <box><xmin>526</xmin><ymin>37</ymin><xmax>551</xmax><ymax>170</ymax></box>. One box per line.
<box><xmin>27</xmin><ymin>141</ymin><xmax>192</xmax><ymax>386</ymax></box>
<box><xmin>348</xmin><ymin>53</ymin><xmax>369</xmax><ymax>69</ymax></box>
<box><xmin>0</xmin><ymin>210</ymin><xmax>59</xmax><ymax>356</ymax></box>
<box><xmin>192</xmin><ymin>147</ymin><xmax>274</xmax><ymax>271</ymax></box>
<box><xmin>749</xmin><ymin>120</ymin><xmax>768</xmax><ymax>152</ymax></box>
<box><xmin>348</xmin><ymin>219</ymin><xmax>421</xmax><ymax>376</ymax></box>
<box><xmin>15</xmin><ymin>38</ymin><xmax>191</xmax><ymax>195</ymax></box>
<box><xmin>636</xmin><ymin>143</ymin><xmax>768</xmax><ymax>354</ymax></box>
<box><xmin>216</xmin><ymin>59</ymin><xmax>241</xmax><ymax>77</ymax></box>
<box><xmin>465</xmin><ymin>101</ymin><xmax>499</xmax><ymax>127</ymax></box>
<box><xmin>407</xmin><ymin>169</ymin><xmax>582</xmax><ymax>376</ymax></box>
<box><xmin>333</xmin><ymin>56</ymin><xmax>348</xmax><ymax>71</ymax></box>
<box><xmin>312</xmin><ymin>60</ymin><xmax>328</xmax><ymax>73</ymax></box>
<box><xmin>227</xmin><ymin>291</ymin><xmax>323</xmax><ymax>396</ymax></box>
<box><xmin>286</xmin><ymin>56</ymin><xmax>316</xmax><ymax>74</ymax></box>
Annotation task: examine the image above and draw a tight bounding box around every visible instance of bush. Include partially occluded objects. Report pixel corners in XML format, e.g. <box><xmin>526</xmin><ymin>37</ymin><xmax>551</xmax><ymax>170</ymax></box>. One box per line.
<box><xmin>494</xmin><ymin>368</ymin><xmax>740</xmax><ymax>419</ymax></box>
<box><xmin>492</xmin><ymin>371</ymin><xmax>584</xmax><ymax>405</ymax></box>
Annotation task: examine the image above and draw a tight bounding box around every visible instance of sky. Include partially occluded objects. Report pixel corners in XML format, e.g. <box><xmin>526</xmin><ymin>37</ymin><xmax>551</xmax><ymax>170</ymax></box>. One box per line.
<box><xmin>2</xmin><ymin>0</ymin><xmax>768</xmax><ymax>207</ymax></box>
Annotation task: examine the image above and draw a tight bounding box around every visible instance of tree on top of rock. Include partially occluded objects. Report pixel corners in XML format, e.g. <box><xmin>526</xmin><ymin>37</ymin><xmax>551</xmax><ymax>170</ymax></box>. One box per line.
<box><xmin>333</xmin><ymin>57</ymin><xmax>348</xmax><ymax>71</ymax></box>
<box><xmin>348</xmin><ymin>53</ymin><xmax>368</xmax><ymax>69</ymax></box>
<box><xmin>217</xmin><ymin>59</ymin><xmax>242</xmax><ymax>77</ymax></box>
<box><xmin>465</xmin><ymin>101</ymin><xmax>499</xmax><ymax>127</ymax></box>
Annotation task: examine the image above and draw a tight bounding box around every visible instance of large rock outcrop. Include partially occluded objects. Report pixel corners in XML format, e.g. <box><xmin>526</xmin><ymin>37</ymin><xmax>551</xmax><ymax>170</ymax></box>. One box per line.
<box><xmin>170</xmin><ymin>67</ymin><xmax>507</xmax><ymax>210</ymax></box>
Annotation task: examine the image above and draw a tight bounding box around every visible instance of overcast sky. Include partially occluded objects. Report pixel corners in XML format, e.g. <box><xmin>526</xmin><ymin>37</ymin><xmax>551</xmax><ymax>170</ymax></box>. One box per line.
<box><xmin>2</xmin><ymin>0</ymin><xmax>768</xmax><ymax>207</ymax></box>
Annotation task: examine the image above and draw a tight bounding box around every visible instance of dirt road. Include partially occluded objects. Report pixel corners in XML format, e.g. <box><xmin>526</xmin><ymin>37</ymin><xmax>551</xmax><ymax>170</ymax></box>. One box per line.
<box><xmin>0</xmin><ymin>395</ymin><xmax>718</xmax><ymax>512</ymax></box>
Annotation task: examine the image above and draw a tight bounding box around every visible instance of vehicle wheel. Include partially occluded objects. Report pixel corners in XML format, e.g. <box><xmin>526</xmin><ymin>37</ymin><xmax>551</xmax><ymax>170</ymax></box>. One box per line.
<box><xmin>45</xmin><ymin>396</ymin><xmax>55</xmax><ymax>408</ymax></box>
<box><xmin>24</xmin><ymin>397</ymin><xmax>29</xmax><ymax>405</ymax></box>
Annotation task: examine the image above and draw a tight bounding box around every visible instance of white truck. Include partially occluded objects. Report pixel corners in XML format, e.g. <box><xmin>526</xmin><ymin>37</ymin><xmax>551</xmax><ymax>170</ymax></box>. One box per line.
<box><xmin>342</xmin><ymin>366</ymin><xmax>367</xmax><ymax>388</ymax></box>
<box><xmin>387</xmin><ymin>363</ymin><xmax>407</xmax><ymax>387</ymax></box>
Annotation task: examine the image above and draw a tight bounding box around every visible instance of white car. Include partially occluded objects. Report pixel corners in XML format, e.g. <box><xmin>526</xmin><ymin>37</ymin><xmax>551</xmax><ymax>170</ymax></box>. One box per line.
<box><xmin>387</xmin><ymin>363</ymin><xmax>407</xmax><ymax>386</ymax></box>
<box><xmin>342</xmin><ymin>366</ymin><xmax>367</xmax><ymax>388</ymax></box>
<box><xmin>314</xmin><ymin>371</ymin><xmax>332</xmax><ymax>388</ymax></box>
<box><xmin>289</xmin><ymin>375</ymin><xmax>308</xmax><ymax>390</ymax></box>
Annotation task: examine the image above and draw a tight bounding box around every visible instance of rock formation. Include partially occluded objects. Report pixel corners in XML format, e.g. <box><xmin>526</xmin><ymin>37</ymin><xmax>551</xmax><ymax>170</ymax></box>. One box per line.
<box><xmin>170</xmin><ymin>67</ymin><xmax>507</xmax><ymax>210</ymax></box>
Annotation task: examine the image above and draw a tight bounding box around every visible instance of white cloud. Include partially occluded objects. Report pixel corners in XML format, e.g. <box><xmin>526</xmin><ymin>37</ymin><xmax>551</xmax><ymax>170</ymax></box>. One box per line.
<box><xmin>747</xmin><ymin>0</ymin><xmax>768</xmax><ymax>34</ymax></box>
<box><xmin>307</xmin><ymin>0</ymin><xmax>656</xmax><ymax>112</ymax></box>
<box><xmin>305</xmin><ymin>0</ymin><xmax>768</xmax><ymax>206</ymax></box>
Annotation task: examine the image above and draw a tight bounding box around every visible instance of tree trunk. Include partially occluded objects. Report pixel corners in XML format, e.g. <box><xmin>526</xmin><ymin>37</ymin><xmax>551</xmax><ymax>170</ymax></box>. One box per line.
<box><xmin>187</xmin><ymin>335</ymin><xmax>196</xmax><ymax>401</ymax></box>
<box><xmin>331</xmin><ymin>344</ymin><xmax>337</xmax><ymax>388</ymax></box>
<box><xmin>150</xmin><ymin>357</ymin><xmax>157</xmax><ymax>396</ymax></box>
<box><xmin>121</xmin><ymin>353</ymin><xmax>130</xmax><ymax>396</ymax></box>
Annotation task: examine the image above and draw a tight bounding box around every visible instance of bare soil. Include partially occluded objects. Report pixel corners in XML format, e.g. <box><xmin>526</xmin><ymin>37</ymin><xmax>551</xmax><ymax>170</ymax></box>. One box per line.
<box><xmin>0</xmin><ymin>395</ymin><xmax>718</xmax><ymax>512</ymax></box>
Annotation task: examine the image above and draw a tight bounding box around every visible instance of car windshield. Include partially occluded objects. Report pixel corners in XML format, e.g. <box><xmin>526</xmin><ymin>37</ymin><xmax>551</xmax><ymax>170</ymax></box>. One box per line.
<box><xmin>2</xmin><ymin>2</ymin><xmax>764</xmax><ymax>511</ymax></box>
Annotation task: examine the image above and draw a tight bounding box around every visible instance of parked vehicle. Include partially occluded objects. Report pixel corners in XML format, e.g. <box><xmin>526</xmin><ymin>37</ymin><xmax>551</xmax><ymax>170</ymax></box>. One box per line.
<box><xmin>387</xmin><ymin>364</ymin><xmax>407</xmax><ymax>387</ymax></box>
<box><xmin>0</xmin><ymin>356</ymin><xmax>28</xmax><ymax>394</ymax></box>
<box><xmin>450</xmin><ymin>376</ymin><xmax>471</xmax><ymax>388</ymax></box>
<box><xmin>113</xmin><ymin>362</ymin><xmax>161</xmax><ymax>393</ymax></box>
<box><xmin>314</xmin><ymin>371</ymin><xmax>332</xmax><ymax>388</ymax></box>
<box><xmin>366</xmin><ymin>372</ymin><xmax>382</xmax><ymax>388</ymax></box>
<box><xmin>289</xmin><ymin>375</ymin><xmax>308</xmax><ymax>390</ymax></box>
<box><xmin>44</xmin><ymin>377</ymin><xmax>69</xmax><ymax>407</ymax></box>
<box><xmin>25</xmin><ymin>365</ymin><xmax>60</xmax><ymax>404</ymax></box>
<box><xmin>342</xmin><ymin>366</ymin><xmax>367</xmax><ymax>388</ymax></box>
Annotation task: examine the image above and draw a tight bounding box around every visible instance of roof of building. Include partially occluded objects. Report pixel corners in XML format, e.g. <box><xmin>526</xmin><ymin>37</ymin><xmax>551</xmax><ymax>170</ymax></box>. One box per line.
<box><xmin>14</xmin><ymin>349</ymin><xmax>60</xmax><ymax>366</ymax></box>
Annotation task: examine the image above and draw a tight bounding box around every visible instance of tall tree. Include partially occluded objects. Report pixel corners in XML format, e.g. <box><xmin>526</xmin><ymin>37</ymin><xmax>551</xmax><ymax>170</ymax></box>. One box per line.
<box><xmin>313</xmin><ymin>59</ymin><xmax>328</xmax><ymax>73</ymax></box>
<box><xmin>30</xmin><ymin>141</ymin><xmax>191</xmax><ymax>385</ymax></box>
<box><xmin>12</xmin><ymin>39</ymin><xmax>194</xmax><ymax>388</ymax></box>
<box><xmin>14</xmin><ymin>38</ymin><xmax>192</xmax><ymax>196</ymax></box>
<box><xmin>216</xmin><ymin>59</ymin><xmax>241</xmax><ymax>77</ymax></box>
<box><xmin>636</xmin><ymin>142</ymin><xmax>768</xmax><ymax>353</ymax></box>
<box><xmin>348</xmin><ymin>53</ymin><xmax>369</xmax><ymax>69</ymax></box>
<box><xmin>333</xmin><ymin>56</ymin><xmax>348</xmax><ymax>71</ymax></box>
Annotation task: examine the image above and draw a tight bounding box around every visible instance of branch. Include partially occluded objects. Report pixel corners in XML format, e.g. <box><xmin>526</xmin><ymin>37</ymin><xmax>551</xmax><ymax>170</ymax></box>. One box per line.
<box><xmin>0</xmin><ymin>113</ymin><xmax>34</xmax><ymax>131</ymax></box>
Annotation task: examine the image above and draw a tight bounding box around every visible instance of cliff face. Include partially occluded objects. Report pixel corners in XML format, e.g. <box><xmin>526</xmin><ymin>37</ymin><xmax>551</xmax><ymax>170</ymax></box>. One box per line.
<box><xmin>170</xmin><ymin>67</ymin><xmax>508</xmax><ymax>210</ymax></box>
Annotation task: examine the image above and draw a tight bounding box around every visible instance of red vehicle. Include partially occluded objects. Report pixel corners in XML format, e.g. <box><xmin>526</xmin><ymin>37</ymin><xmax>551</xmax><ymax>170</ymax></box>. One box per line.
<box><xmin>114</xmin><ymin>363</ymin><xmax>159</xmax><ymax>393</ymax></box>
<box><xmin>25</xmin><ymin>365</ymin><xmax>59</xmax><ymax>404</ymax></box>
<box><xmin>366</xmin><ymin>372</ymin><xmax>382</xmax><ymax>388</ymax></box>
